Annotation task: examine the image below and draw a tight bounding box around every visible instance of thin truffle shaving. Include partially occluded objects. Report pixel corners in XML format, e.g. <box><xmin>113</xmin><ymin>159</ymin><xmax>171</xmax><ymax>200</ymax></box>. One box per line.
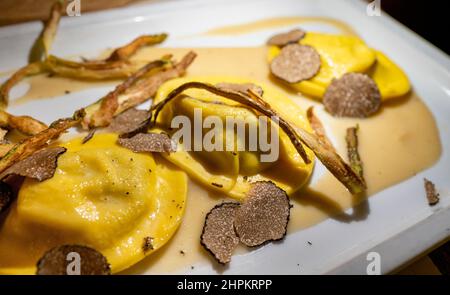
<box><xmin>81</xmin><ymin>128</ymin><xmax>96</xmax><ymax>144</ymax></box>
<box><xmin>108</xmin><ymin>108</ymin><xmax>150</xmax><ymax>135</ymax></box>
<box><xmin>117</xmin><ymin>133</ymin><xmax>176</xmax><ymax>153</ymax></box>
<box><xmin>148</xmin><ymin>82</ymin><xmax>365</xmax><ymax>194</ymax></box>
<box><xmin>0</xmin><ymin>147</ymin><xmax>66</xmax><ymax>181</ymax></box>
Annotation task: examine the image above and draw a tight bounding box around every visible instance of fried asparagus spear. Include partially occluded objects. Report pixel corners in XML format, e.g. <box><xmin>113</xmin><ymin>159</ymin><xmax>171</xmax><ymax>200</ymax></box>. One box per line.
<box><xmin>0</xmin><ymin>62</ymin><xmax>45</xmax><ymax>107</ymax></box>
<box><xmin>0</xmin><ymin>110</ymin><xmax>84</xmax><ymax>173</ymax></box>
<box><xmin>0</xmin><ymin>52</ymin><xmax>197</xmax><ymax>173</ymax></box>
<box><xmin>0</xmin><ymin>109</ymin><xmax>48</xmax><ymax>136</ymax></box>
<box><xmin>0</xmin><ymin>129</ymin><xmax>13</xmax><ymax>157</ymax></box>
<box><xmin>2</xmin><ymin>0</ymin><xmax>61</xmax><ymax>106</ymax></box>
<box><xmin>29</xmin><ymin>0</ymin><xmax>63</xmax><ymax>63</ymax></box>
<box><xmin>44</xmin><ymin>34</ymin><xmax>168</xmax><ymax>80</ymax></box>
<box><xmin>100</xmin><ymin>34</ymin><xmax>168</xmax><ymax>63</ymax></box>
<box><xmin>82</xmin><ymin>51</ymin><xmax>197</xmax><ymax>128</ymax></box>
<box><xmin>306</xmin><ymin>107</ymin><xmax>335</xmax><ymax>152</ymax></box>
<box><xmin>0</xmin><ymin>34</ymin><xmax>168</xmax><ymax>106</ymax></box>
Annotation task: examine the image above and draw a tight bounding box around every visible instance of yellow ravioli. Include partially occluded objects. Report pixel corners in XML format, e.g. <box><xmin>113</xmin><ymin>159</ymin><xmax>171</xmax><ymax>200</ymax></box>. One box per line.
<box><xmin>268</xmin><ymin>32</ymin><xmax>376</xmax><ymax>98</ymax></box>
<box><xmin>369</xmin><ymin>50</ymin><xmax>410</xmax><ymax>100</ymax></box>
<box><xmin>152</xmin><ymin>76</ymin><xmax>315</xmax><ymax>201</ymax></box>
<box><xmin>0</xmin><ymin>133</ymin><xmax>187</xmax><ymax>274</ymax></box>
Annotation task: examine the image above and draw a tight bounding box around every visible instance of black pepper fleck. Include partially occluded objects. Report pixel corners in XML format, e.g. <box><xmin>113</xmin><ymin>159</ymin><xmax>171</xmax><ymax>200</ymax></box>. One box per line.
<box><xmin>142</xmin><ymin>237</ymin><xmax>154</xmax><ymax>252</ymax></box>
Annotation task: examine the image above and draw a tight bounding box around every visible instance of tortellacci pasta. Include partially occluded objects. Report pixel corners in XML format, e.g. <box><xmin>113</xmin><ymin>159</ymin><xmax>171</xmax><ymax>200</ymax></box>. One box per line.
<box><xmin>152</xmin><ymin>76</ymin><xmax>315</xmax><ymax>201</ymax></box>
<box><xmin>0</xmin><ymin>133</ymin><xmax>187</xmax><ymax>274</ymax></box>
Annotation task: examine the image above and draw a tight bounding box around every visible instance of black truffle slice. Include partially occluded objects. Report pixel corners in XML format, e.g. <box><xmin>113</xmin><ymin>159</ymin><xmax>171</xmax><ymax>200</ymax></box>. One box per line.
<box><xmin>108</xmin><ymin>107</ymin><xmax>150</xmax><ymax>135</ymax></box>
<box><xmin>323</xmin><ymin>72</ymin><xmax>381</xmax><ymax>118</ymax></box>
<box><xmin>234</xmin><ymin>181</ymin><xmax>290</xmax><ymax>247</ymax></box>
<box><xmin>36</xmin><ymin>245</ymin><xmax>111</xmax><ymax>275</ymax></box>
<box><xmin>201</xmin><ymin>202</ymin><xmax>240</xmax><ymax>264</ymax></box>
<box><xmin>267</xmin><ymin>28</ymin><xmax>306</xmax><ymax>46</ymax></box>
<box><xmin>0</xmin><ymin>147</ymin><xmax>66</xmax><ymax>182</ymax></box>
<box><xmin>117</xmin><ymin>132</ymin><xmax>176</xmax><ymax>153</ymax></box>
<box><xmin>270</xmin><ymin>43</ymin><xmax>321</xmax><ymax>83</ymax></box>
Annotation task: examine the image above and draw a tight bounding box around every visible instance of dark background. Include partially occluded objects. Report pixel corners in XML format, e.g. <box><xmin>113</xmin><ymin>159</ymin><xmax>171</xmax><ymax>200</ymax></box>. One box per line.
<box><xmin>376</xmin><ymin>0</ymin><xmax>449</xmax><ymax>274</ymax></box>
<box><xmin>377</xmin><ymin>0</ymin><xmax>449</xmax><ymax>54</ymax></box>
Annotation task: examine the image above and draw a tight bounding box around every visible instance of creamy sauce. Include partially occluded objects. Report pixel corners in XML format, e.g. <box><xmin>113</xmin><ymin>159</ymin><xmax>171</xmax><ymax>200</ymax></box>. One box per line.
<box><xmin>206</xmin><ymin>17</ymin><xmax>359</xmax><ymax>36</ymax></box>
<box><xmin>11</xmin><ymin>75</ymin><xmax>117</xmax><ymax>105</ymax></box>
<box><xmin>1</xmin><ymin>18</ymin><xmax>442</xmax><ymax>274</ymax></box>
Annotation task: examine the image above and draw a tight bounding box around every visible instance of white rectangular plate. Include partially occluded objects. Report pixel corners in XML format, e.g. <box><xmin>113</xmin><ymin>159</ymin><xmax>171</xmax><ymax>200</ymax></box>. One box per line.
<box><xmin>0</xmin><ymin>0</ymin><xmax>449</xmax><ymax>274</ymax></box>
